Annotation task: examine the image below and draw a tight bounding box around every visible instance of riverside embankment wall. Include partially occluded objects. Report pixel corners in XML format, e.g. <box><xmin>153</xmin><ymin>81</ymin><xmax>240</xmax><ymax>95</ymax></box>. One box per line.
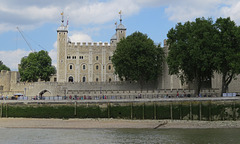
<box><xmin>0</xmin><ymin>98</ymin><xmax>239</xmax><ymax>121</ymax></box>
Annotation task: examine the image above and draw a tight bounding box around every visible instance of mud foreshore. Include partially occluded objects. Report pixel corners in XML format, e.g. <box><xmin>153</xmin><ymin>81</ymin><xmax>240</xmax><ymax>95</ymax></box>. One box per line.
<box><xmin>0</xmin><ymin>118</ymin><xmax>240</xmax><ymax>129</ymax></box>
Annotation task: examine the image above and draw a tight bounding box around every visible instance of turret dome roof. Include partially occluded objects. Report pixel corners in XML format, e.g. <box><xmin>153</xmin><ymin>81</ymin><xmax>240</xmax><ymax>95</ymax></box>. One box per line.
<box><xmin>111</xmin><ymin>33</ymin><xmax>117</xmax><ymax>40</ymax></box>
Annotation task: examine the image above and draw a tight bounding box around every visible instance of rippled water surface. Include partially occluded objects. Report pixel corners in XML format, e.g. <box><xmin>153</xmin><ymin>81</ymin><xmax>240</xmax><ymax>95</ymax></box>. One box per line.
<box><xmin>0</xmin><ymin>128</ymin><xmax>239</xmax><ymax>144</ymax></box>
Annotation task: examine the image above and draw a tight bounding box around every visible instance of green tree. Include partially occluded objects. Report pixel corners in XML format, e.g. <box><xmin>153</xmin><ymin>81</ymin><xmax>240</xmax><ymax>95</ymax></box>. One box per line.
<box><xmin>213</xmin><ymin>17</ymin><xmax>240</xmax><ymax>94</ymax></box>
<box><xmin>0</xmin><ymin>60</ymin><xmax>10</xmax><ymax>71</ymax></box>
<box><xmin>19</xmin><ymin>50</ymin><xmax>56</xmax><ymax>82</ymax></box>
<box><xmin>112</xmin><ymin>31</ymin><xmax>164</xmax><ymax>89</ymax></box>
<box><xmin>167</xmin><ymin>17</ymin><xmax>217</xmax><ymax>96</ymax></box>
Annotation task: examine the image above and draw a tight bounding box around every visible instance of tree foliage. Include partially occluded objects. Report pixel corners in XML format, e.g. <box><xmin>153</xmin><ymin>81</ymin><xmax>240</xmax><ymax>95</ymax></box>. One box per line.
<box><xmin>167</xmin><ymin>18</ymin><xmax>217</xmax><ymax>95</ymax></box>
<box><xmin>0</xmin><ymin>60</ymin><xmax>10</xmax><ymax>72</ymax></box>
<box><xmin>213</xmin><ymin>17</ymin><xmax>240</xmax><ymax>94</ymax></box>
<box><xmin>19</xmin><ymin>50</ymin><xmax>56</xmax><ymax>82</ymax></box>
<box><xmin>167</xmin><ymin>17</ymin><xmax>240</xmax><ymax>95</ymax></box>
<box><xmin>112</xmin><ymin>31</ymin><xmax>164</xmax><ymax>88</ymax></box>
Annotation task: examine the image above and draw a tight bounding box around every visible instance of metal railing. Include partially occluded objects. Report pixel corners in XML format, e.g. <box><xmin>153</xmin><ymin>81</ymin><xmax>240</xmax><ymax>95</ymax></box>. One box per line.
<box><xmin>0</xmin><ymin>92</ymin><xmax>222</xmax><ymax>101</ymax></box>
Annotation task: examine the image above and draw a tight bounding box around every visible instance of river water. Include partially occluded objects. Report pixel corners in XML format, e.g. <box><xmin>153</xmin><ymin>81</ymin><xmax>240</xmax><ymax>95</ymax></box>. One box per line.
<box><xmin>0</xmin><ymin>128</ymin><xmax>239</xmax><ymax>144</ymax></box>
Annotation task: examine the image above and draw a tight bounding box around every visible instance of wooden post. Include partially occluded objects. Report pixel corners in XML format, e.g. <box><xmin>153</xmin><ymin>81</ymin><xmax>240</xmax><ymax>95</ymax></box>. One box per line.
<box><xmin>189</xmin><ymin>103</ymin><xmax>192</xmax><ymax>120</ymax></box>
<box><xmin>74</xmin><ymin>101</ymin><xmax>77</xmax><ymax>116</ymax></box>
<box><xmin>108</xmin><ymin>103</ymin><xmax>110</xmax><ymax>118</ymax></box>
<box><xmin>209</xmin><ymin>102</ymin><xmax>211</xmax><ymax>121</ymax></box>
<box><xmin>131</xmin><ymin>102</ymin><xmax>133</xmax><ymax>120</ymax></box>
<box><xmin>142</xmin><ymin>103</ymin><xmax>145</xmax><ymax>120</ymax></box>
<box><xmin>233</xmin><ymin>102</ymin><xmax>236</xmax><ymax>121</ymax></box>
<box><xmin>223</xmin><ymin>102</ymin><xmax>225</xmax><ymax>121</ymax></box>
<box><xmin>199</xmin><ymin>102</ymin><xmax>202</xmax><ymax>121</ymax></box>
<box><xmin>0</xmin><ymin>103</ymin><xmax>2</xmax><ymax>118</ymax></box>
<box><xmin>6</xmin><ymin>104</ymin><xmax>7</xmax><ymax>118</ymax></box>
<box><xmin>154</xmin><ymin>102</ymin><xmax>156</xmax><ymax>120</ymax></box>
<box><xmin>180</xmin><ymin>102</ymin><xmax>182</xmax><ymax>120</ymax></box>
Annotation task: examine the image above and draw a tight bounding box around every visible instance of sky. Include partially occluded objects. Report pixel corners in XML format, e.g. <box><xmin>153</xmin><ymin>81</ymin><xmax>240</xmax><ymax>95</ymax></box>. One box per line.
<box><xmin>0</xmin><ymin>0</ymin><xmax>240</xmax><ymax>71</ymax></box>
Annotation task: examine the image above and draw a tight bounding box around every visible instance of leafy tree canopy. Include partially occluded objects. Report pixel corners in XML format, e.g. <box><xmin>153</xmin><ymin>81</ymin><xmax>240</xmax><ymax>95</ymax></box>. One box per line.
<box><xmin>112</xmin><ymin>31</ymin><xmax>164</xmax><ymax>88</ymax></box>
<box><xmin>167</xmin><ymin>17</ymin><xmax>218</xmax><ymax>95</ymax></box>
<box><xmin>167</xmin><ymin>17</ymin><xmax>240</xmax><ymax>95</ymax></box>
<box><xmin>19</xmin><ymin>50</ymin><xmax>56</xmax><ymax>82</ymax></box>
<box><xmin>0</xmin><ymin>60</ymin><xmax>10</xmax><ymax>72</ymax></box>
<box><xmin>213</xmin><ymin>17</ymin><xmax>240</xmax><ymax>94</ymax></box>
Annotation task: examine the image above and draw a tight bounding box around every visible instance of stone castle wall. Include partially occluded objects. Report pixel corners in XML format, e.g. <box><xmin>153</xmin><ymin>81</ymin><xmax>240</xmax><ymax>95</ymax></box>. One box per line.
<box><xmin>65</xmin><ymin>42</ymin><xmax>116</xmax><ymax>83</ymax></box>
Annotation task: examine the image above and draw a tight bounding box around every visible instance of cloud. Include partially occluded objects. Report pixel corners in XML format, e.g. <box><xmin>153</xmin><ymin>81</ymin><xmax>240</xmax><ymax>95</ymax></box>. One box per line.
<box><xmin>0</xmin><ymin>49</ymin><xmax>30</xmax><ymax>71</ymax></box>
<box><xmin>165</xmin><ymin>0</ymin><xmax>222</xmax><ymax>22</ymax></box>
<box><xmin>1</xmin><ymin>0</ymin><xmax>240</xmax><ymax>33</ymax></box>
<box><xmin>0</xmin><ymin>0</ymin><xmax>142</xmax><ymax>32</ymax></box>
<box><xmin>163</xmin><ymin>0</ymin><xmax>240</xmax><ymax>24</ymax></box>
<box><xmin>219</xmin><ymin>1</ymin><xmax>240</xmax><ymax>23</ymax></box>
<box><xmin>69</xmin><ymin>32</ymin><xmax>93</xmax><ymax>42</ymax></box>
<box><xmin>49</xmin><ymin>42</ymin><xmax>57</xmax><ymax>69</ymax></box>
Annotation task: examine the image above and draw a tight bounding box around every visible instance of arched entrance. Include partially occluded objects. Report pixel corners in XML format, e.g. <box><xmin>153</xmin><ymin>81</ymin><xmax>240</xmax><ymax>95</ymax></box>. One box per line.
<box><xmin>69</xmin><ymin>76</ymin><xmax>74</xmax><ymax>82</ymax></box>
<box><xmin>39</xmin><ymin>90</ymin><xmax>52</xmax><ymax>98</ymax></box>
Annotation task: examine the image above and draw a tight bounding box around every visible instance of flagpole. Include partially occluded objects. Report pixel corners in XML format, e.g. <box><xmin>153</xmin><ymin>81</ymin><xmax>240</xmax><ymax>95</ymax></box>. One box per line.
<box><xmin>119</xmin><ymin>10</ymin><xmax>122</xmax><ymax>24</ymax></box>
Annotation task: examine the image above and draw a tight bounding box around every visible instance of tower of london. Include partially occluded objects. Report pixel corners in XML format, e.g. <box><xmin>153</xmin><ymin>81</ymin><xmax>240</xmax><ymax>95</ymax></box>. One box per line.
<box><xmin>57</xmin><ymin>14</ymin><xmax>126</xmax><ymax>83</ymax></box>
<box><xmin>1</xmin><ymin>12</ymin><xmax>240</xmax><ymax>97</ymax></box>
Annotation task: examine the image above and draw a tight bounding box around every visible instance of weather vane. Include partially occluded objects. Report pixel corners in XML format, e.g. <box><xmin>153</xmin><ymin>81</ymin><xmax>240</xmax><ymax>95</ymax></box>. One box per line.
<box><xmin>119</xmin><ymin>10</ymin><xmax>122</xmax><ymax>24</ymax></box>
<box><xmin>61</xmin><ymin>11</ymin><xmax>64</xmax><ymax>24</ymax></box>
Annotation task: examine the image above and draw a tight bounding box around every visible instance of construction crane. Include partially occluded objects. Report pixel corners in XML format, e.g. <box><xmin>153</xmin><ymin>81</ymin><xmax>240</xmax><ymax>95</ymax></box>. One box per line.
<box><xmin>16</xmin><ymin>27</ymin><xmax>34</xmax><ymax>52</ymax></box>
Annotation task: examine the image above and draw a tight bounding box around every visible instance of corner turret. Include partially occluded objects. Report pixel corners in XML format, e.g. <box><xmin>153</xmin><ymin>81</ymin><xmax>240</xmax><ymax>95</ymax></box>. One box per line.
<box><xmin>116</xmin><ymin>11</ymin><xmax>126</xmax><ymax>43</ymax></box>
<box><xmin>111</xmin><ymin>11</ymin><xmax>127</xmax><ymax>45</ymax></box>
<box><xmin>57</xmin><ymin>12</ymin><xmax>68</xmax><ymax>82</ymax></box>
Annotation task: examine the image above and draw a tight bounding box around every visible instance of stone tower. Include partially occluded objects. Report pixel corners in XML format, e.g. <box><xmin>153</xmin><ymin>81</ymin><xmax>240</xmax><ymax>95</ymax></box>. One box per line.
<box><xmin>116</xmin><ymin>19</ymin><xmax>126</xmax><ymax>43</ymax></box>
<box><xmin>57</xmin><ymin>12</ymin><xmax>68</xmax><ymax>82</ymax></box>
<box><xmin>110</xmin><ymin>12</ymin><xmax>127</xmax><ymax>45</ymax></box>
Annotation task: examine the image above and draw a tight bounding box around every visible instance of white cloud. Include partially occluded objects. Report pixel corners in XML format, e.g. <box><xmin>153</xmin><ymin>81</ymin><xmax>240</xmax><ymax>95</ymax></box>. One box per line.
<box><xmin>1</xmin><ymin>0</ymin><xmax>240</xmax><ymax>33</ymax></box>
<box><xmin>163</xmin><ymin>0</ymin><xmax>240</xmax><ymax>24</ymax></box>
<box><xmin>165</xmin><ymin>0</ymin><xmax>222</xmax><ymax>22</ymax></box>
<box><xmin>69</xmin><ymin>32</ymin><xmax>93</xmax><ymax>42</ymax></box>
<box><xmin>49</xmin><ymin>42</ymin><xmax>57</xmax><ymax>69</ymax></box>
<box><xmin>0</xmin><ymin>49</ymin><xmax>30</xmax><ymax>71</ymax></box>
<box><xmin>219</xmin><ymin>1</ymin><xmax>240</xmax><ymax>23</ymax></box>
<box><xmin>0</xmin><ymin>0</ymin><xmax>142</xmax><ymax>32</ymax></box>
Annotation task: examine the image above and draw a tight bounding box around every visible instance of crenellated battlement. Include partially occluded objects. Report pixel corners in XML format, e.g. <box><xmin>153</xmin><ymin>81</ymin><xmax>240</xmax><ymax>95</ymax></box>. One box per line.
<box><xmin>0</xmin><ymin>70</ymin><xmax>10</xmax><ymax>75</ymax></box>
<box><xmin>68</xmin><ymin>42</ymin><xmax>111</xmax><ymax>48</ymax></box>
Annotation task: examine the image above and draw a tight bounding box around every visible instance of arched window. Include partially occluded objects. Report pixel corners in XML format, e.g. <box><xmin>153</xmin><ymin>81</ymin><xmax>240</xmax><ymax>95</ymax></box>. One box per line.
<box><xmin>68</xmin><ymin>76</ymin><xmax>73</xmax><ymax>82</ymax></box>
<box><xmin>109</xmin><ymin>78</ymin><xmax>111</xmax><ymax>82</ymax></box>
<box><xmin>108</xmin><ymin>65</ymin><xmax>111</xmax><ymax>70</ymax></box>
<box><xmin>83</xmin><ymin>65</ymin><xmax>85</xmax><ymax>70</ymax></box>
<box><xmin>96</xmin><ymin>56</ymin><xmax>98</xmax><ymax>60</ymax></box>
<box><xmin>96</xmin><ymin>78</ymin><xmax>98</xmax><ymax>82</ymax></box>
<box><xmin>70</xmin><ymin>65</ymin><xmax>73</xmax><ymax>70</ymax></box>
<box><xmin>96</xmin><ymin>65</ymin><xmax>99</xmax><ymax>70</ymax></box>
<box><xmin>83</xmin><ymin>77</ymin><xmax>86</xmax><ymax>82</ymax></box>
